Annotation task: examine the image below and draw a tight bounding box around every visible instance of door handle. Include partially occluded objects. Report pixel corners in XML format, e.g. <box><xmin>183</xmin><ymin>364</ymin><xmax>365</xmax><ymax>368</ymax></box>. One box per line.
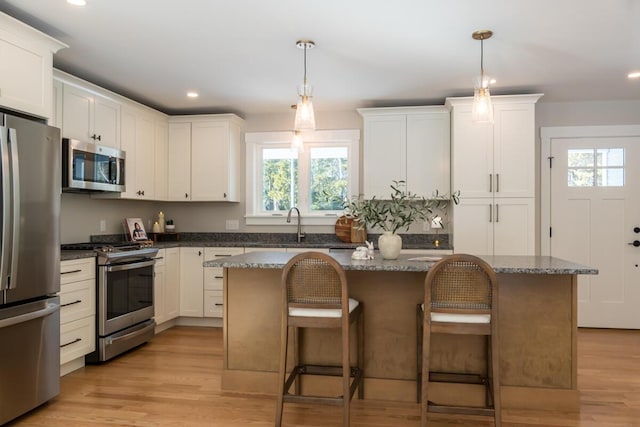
<box><xmin>629</xmin><ymin>240</ymin><xmax>640</xmax><ymax>247</ymax></box>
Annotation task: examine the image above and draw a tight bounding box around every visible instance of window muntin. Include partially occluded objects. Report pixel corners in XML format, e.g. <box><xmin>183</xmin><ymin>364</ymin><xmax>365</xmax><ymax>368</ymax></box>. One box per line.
<box><xmin>568</xmin><ymin>148</ymin><xmax>624</xmax><ymax>187</ymax></box>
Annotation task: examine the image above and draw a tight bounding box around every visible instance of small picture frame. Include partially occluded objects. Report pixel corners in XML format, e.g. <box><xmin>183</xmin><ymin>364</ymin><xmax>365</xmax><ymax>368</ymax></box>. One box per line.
<box><xmin>125</xmin><ymin>218</ymin><xmax>148</xmax><ymax>241</ymax></box>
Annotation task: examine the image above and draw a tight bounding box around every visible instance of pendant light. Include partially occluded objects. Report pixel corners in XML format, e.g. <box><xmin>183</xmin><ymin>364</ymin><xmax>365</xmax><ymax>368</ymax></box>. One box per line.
<box><xmin>471</xmin><ymin>30</ymin><xmax>494</xmax><ymax>124</ymax></box>
<box><xmin>294</xmin><ymin>40</ymin><xmax>316</xmax><ymax>131</ymax></box>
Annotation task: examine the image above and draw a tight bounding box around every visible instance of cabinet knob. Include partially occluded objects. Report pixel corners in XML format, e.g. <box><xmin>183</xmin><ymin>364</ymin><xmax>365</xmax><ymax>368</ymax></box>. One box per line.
<box><xmin>223</xmin><ymin>192</ymin><xmax>227</xmax><ymax>198</ymax></box>
<box><xmin>185</xmin><ymin>193</ymin><xmax>189</xmax><ymax>198</ymax></box>
<box><xmin>634</xmin><ymin>227</ymin><xmax>640</xmax><ymax>234</ymax></box>
<box><xmin>96</xmin><ymin>134</ymin><xmax>102</xmax><ymax>141</ymax></box>
<box><xmin>629</xmin><ymin>240</ymin><xmax>640</xmax><ymax>247</ymax></box>
<box><xmin>91</xmin><ymin>134</ymin><xmax>97</xmax><ymax>140</ymax></box>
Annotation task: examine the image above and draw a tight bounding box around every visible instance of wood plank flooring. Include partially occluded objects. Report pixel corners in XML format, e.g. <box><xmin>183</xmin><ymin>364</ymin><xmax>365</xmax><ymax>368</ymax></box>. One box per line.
<box><xmin>7</xmin><ymin>327</ymin><xmax>640</xmax><ymax>427</ymax></box>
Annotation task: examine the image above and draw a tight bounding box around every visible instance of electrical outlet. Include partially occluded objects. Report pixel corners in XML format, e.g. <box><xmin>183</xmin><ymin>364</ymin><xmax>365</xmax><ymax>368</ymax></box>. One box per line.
<box><xmin>99</xmin><ymin>219</ymin><xmax>106</xmax><ymax>232</ymax></box>
<box><xmin>226</xmin><ymin>219</ymin><xmax>239</xmax><ymax>230</ymax></box>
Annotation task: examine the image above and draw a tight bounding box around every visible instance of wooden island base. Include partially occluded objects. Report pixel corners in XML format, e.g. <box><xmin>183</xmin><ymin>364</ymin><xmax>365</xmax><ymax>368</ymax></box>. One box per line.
<box><xmin>220</xmin><ymin>260</ymin><xmax>582</xmax><ymax>411</ymax></box>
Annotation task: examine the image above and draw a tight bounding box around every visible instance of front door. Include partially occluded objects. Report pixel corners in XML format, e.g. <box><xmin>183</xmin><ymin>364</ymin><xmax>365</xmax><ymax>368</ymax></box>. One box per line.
<box><xmin>543</xmin><ymin>126</ymin><xmax>640</xmax><ymax>328</ymax></box>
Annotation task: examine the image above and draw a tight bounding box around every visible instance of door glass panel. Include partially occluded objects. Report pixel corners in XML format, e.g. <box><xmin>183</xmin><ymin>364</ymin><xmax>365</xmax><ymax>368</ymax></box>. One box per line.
<box><xmin>568</xmin><ymin>148</ymin><xmax>624</xmax><ymax>187</ymax></box>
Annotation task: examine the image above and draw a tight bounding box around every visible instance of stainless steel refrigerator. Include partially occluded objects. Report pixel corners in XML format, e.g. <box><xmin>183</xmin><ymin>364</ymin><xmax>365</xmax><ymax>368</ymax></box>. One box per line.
<box><xmin>0</xmin><ymin>111</ymin><xmax>61</xmax><ymax>425</ymax></box>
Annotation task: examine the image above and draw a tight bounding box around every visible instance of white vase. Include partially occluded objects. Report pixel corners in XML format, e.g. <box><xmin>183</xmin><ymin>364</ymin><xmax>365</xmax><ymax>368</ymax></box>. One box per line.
<box><xmin>378</xmin><ymin>231</ymin><xmax>402</xmax><ymax>260</ymax></box>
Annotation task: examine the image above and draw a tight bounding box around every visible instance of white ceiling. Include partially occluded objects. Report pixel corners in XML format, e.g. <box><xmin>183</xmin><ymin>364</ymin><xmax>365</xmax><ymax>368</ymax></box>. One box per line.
<box><xmin>2</xmin><ymin>0</ymin><xmax>639</xmax><ymax>116</ymax></box>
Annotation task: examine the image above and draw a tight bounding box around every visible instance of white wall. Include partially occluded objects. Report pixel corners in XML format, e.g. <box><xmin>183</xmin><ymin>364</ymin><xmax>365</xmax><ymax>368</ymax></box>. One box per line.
<box><xmin>60</xmin><ymin>100</ymin><xmax>640</xmax><ymax>243</ymax></box>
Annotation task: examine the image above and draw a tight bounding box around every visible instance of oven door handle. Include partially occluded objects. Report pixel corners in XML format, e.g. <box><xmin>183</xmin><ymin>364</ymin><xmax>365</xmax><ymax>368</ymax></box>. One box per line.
<box><xmin>105</xmin><ymin>320</ymin><xmax>155</xmax><ymax>345</ymax></box>
<box><xmin>105</xmin><ymin>259</ymin><xmax>156</xmax><ymax>272</ymax></box>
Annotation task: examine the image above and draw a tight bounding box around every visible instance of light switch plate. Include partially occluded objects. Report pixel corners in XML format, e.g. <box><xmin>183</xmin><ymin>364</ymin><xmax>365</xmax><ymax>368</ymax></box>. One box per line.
<box><xmin>226</xmin><ymin>219</ymin><xmax>239</xmax><ymax>230</ymax></box>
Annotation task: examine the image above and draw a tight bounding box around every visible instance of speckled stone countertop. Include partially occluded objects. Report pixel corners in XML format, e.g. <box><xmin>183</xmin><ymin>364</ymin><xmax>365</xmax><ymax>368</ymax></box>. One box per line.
<box><xmin>204</xmin><ymin>251</ymin><xmax>598</xmax><ymax>275</ymax></box>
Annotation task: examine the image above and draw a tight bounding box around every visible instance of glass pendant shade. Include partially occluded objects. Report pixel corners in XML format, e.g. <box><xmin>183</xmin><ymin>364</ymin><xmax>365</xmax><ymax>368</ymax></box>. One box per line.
<box><xmin>294</xmin><ymin>84</ymin><xmax>315</xmax><ymax>131</ymax></box>
<box><xmin>293</xmin><ymin>40</ymin><xmax>316</xmax><ymax>131</ymax></box>
<box><xmin>472</xmin><ymin>85</ymin><xmax>494</xmax><ymax>123</ymax></box>
<box><xmin>471</xmin><ymin>30</ymin><xmax>494</xmax><ymax>124</ymax></box>
<box><xmin>291</xmin><ymin>131</ymin><xmax>304</xmax><ymax>151</ymax></box>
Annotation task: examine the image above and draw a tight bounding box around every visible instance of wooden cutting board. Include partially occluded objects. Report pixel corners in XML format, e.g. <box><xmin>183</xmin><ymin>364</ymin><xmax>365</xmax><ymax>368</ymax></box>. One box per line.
<box><xmin>335</xmin><ymin>216</ymin><xmax>352</xmax><ymax>242</ymax></box>
<box><xmin>335</xmin><ymin>216</ymin><xmax>367</xmax><ymax>243</ymax></box>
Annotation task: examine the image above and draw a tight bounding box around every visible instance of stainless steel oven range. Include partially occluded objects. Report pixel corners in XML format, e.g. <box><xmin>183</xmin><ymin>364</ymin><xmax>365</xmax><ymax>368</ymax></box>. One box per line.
<box><xmin>62</xmin><ymin>242</ymin><xmax>158</xmax><ymax>362</ymax></box>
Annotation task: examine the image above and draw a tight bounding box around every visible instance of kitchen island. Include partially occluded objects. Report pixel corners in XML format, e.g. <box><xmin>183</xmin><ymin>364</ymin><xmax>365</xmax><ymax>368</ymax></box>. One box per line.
<box><xmin>206</xmin><ymin>251</ymin><xmax>597</xmax><ymax>410</ymax></box>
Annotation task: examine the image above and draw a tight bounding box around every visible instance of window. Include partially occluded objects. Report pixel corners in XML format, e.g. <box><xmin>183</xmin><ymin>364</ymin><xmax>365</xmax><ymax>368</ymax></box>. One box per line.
<box><xmin>245</xmin><ymin>130</ymin><xmax>360</xmax><ymax>225</ymax></box>
<box><xmin>567</xmin><ymin>148</ymin><xmax>624</xmax><ymax>187</ymax></box>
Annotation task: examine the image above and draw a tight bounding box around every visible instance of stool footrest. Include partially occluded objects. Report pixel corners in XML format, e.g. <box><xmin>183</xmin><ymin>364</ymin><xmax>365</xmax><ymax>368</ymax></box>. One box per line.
<box><xmin>427</xmin><ymin>402</ymin><xmax>496</xmax><ymax>417</ymax></box>
<box><xmin>429</xmin><ymin>371</ymin><xmax>488</xmax><ymax>385</ymax></box>
<box><xmin>283</xmin><ymin>364</ymin><xmax>364</xmax><ymax>403</ymax></box>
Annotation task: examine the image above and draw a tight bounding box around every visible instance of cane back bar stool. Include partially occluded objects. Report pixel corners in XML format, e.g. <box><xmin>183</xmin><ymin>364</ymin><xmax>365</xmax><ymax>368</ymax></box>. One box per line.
<box><xmin>275</xmin><ymin>252</ymin><xmax>364</xmax><ymax>427</ymax></box>
<box><xmin>416</xmin><ymin>254</ymin><xmax>501</xmax><ymax>427</ymax></box>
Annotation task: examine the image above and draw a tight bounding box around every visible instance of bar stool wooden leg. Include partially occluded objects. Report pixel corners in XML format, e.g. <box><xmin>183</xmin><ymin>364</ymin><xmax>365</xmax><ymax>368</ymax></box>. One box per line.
<box><xmin>342</xmin><ymin>318</ymin><xmax>351</xmax><ymax>426</ymax></box>
<box><xmin>491</xmin><ymin>335</ymin><xmax>501</xmax><ymax>427</ymax></box>
<box><xmin>357</xmin><ymin>312</ymin><xmax>364</xmax><ymax>400</ymax></box>
<box><xmin>275</xmin><ymin>322</ymin><xmax>289</xmax><ymax>427</ymax></box>
<box><xmin>416</xmin><ymin>304</ymin><xmax>423</xmax><ymax>403</ymax></box>
<box><xmin>420</xmin><ymin>309</ymin><xmax>431</xmax><ymax>427</ymax></box>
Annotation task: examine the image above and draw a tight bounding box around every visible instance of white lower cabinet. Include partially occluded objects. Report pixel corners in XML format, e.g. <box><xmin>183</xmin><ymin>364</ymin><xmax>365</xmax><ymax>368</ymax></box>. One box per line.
<box><xmin>179</xmin><ymin>247</ymin><xmax>205</xmax><ymax>317</ymax></box>
<box><xmin>154</xmin><ymin>248</ymin><xmax>180</xmax><ymax>326</ymax></box>
<box><xmin>59</xmin><ymin>257</ymin><xmax>96</xmax><ymax>375</ymax></box>
<box><xmin>204</xmin><ymin>247</ymin><xmax>244</xmax><ymax>318</ymax></box>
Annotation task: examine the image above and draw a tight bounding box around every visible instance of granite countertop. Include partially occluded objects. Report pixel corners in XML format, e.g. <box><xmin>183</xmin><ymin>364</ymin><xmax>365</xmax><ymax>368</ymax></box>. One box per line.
<box><xmin>61</xmin><ymin>232</ymin><xmax>452</xmax><ymax>261</ymax></box>
<box><xmin>204</xmin><ymin>251</ymin><xmax>598</xmax><ymax>275</ymax></box>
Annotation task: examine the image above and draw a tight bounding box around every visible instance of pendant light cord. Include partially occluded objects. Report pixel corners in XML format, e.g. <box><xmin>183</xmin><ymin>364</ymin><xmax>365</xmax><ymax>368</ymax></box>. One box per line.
<box><xmin>480</xmin><ymin>38</ymin><xmax>485</xmax><ymax>85</ymax></box>
<box><xmin>303</xmin><ymin>45</ymin><xmax>308</xmax><ymax>92</ymax></box>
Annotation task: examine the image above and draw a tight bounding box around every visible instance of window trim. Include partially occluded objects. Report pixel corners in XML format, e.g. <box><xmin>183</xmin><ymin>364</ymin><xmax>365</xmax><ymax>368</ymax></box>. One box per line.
<box><xmin>245</xmin><ymin>129</ymin><xmax>360</xmax><ymax>226</ymax></box>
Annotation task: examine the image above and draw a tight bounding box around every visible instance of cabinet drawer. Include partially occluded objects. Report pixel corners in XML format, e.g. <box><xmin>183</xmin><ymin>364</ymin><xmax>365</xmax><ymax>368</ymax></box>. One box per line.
<box><xmin>60</xmin><ymin>279</ymin><xmax>95</xmax><ymax>324</ymax></box>
<box><xmin>204</xmin><ymin>268</ymin><xmax>223</xmax><ymax>291</ymax></box>
<box><xmin>60</xmin><ymin>315</ymin><xmax>95</xmax><ymax>365</ymax></box>
<box><xmin>60</xmin><ymin>258</ymin><xmax>95</xmax><ymax>284</ymax></box>
<box><xmin>204</xmin><ymin>290</ymin><xmax>223</xmax><ymax>318</ymax></box>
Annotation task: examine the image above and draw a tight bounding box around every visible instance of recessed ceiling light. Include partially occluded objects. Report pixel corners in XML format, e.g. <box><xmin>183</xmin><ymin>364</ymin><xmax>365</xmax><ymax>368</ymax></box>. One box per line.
<box><xmin>67</xmin><ymin>0</ymin><xmax>87</xmax><ymax>6</ymax></box>
<box><xmin>628</xmin><ymin>71</ymin><xmax>640</xmax><ymax>79</ymax></box>
<box><xmin>489</xmin><ymin>78</ymin><xmax>497</xmax><ymax>85</ymax></box>
<box><xmin>187</xmin><ymin>92</ymin><xmax>199</xmax><ymax>98</ymax></box>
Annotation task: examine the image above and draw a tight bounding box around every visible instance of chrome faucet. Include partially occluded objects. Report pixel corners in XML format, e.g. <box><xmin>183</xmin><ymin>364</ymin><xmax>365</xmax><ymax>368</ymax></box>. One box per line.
<box><xmin>286</xmin><ymin>207</ymin><xmax>305</xmax><ymax>243</ymax></box>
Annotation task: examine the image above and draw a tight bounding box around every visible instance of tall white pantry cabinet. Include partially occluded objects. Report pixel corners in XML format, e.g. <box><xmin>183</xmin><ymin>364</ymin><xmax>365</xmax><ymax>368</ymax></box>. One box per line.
<box><xmin>446</xmin><ymin>94</ymin><xmax>542</xmax><ymax>256</ymax></box>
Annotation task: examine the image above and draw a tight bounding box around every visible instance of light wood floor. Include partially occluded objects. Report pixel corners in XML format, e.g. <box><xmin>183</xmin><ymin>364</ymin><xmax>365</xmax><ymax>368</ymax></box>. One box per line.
<box><xmin>8</xmin><ymin>326</ymin><xmax>640</xmax><ymax>427</ymax></box>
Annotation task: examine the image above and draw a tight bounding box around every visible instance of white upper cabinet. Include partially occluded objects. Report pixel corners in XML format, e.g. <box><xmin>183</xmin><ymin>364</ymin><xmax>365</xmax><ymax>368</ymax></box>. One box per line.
<box><xmin>0</xmin><ymin>12</ymin><xmax>66</xmax><ymax>119</ymax></box>
<box><xmin>154</xmin><ymin>119</ymin><xmax>169</xmax><ymax>200</ymax></box>
<box><xmin>62</xmin><ymin>84</ymin><xmax>121</xmax><ymax>148</ymax></box>
<box><xmin>120</xmin><ymin>106</ymin><xmax>156</xmax><ymax>199</ymax></box>
<box><xmin>168</xmin><ymin>114</ymin><xmax>244</xmax><ymax>202</ymax></box>
<box><xmin>167</xmin><ymin>122</ymin><xmax>192</xmax><ymax>201</ymax></box>
<box><xmin>358</xmin><ymin>106</ymin><xmax>450</xmax><ymax>199</ymax></box>
<box><xmin>447</xmin><ymin>94</ymin><xmax>541</xmax><ymax>199</ymax></box>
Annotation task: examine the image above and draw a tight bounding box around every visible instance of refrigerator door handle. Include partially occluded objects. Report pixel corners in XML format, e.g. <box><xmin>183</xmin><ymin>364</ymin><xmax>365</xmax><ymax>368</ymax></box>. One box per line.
<box><xmin>0</xmin><ymin>300</ymin><xmax>59</xmax><ymax>330</ymax></box>
<box><xmin>7</xmin><ymin>128</ymin><xmax>20</xmax><ymax>289</ymax></box>
<box><xmin>0</xmin><ymin>127</ymin><xmax>12</xmax><ymax>292</ymax></box>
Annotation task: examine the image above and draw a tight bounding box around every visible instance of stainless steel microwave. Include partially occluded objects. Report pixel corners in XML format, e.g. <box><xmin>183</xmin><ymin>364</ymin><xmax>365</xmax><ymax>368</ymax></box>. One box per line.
<box><xmin>62</xmin><ymin>138</ymin><xmax>126</xmax><ymax>192</ymax></box>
